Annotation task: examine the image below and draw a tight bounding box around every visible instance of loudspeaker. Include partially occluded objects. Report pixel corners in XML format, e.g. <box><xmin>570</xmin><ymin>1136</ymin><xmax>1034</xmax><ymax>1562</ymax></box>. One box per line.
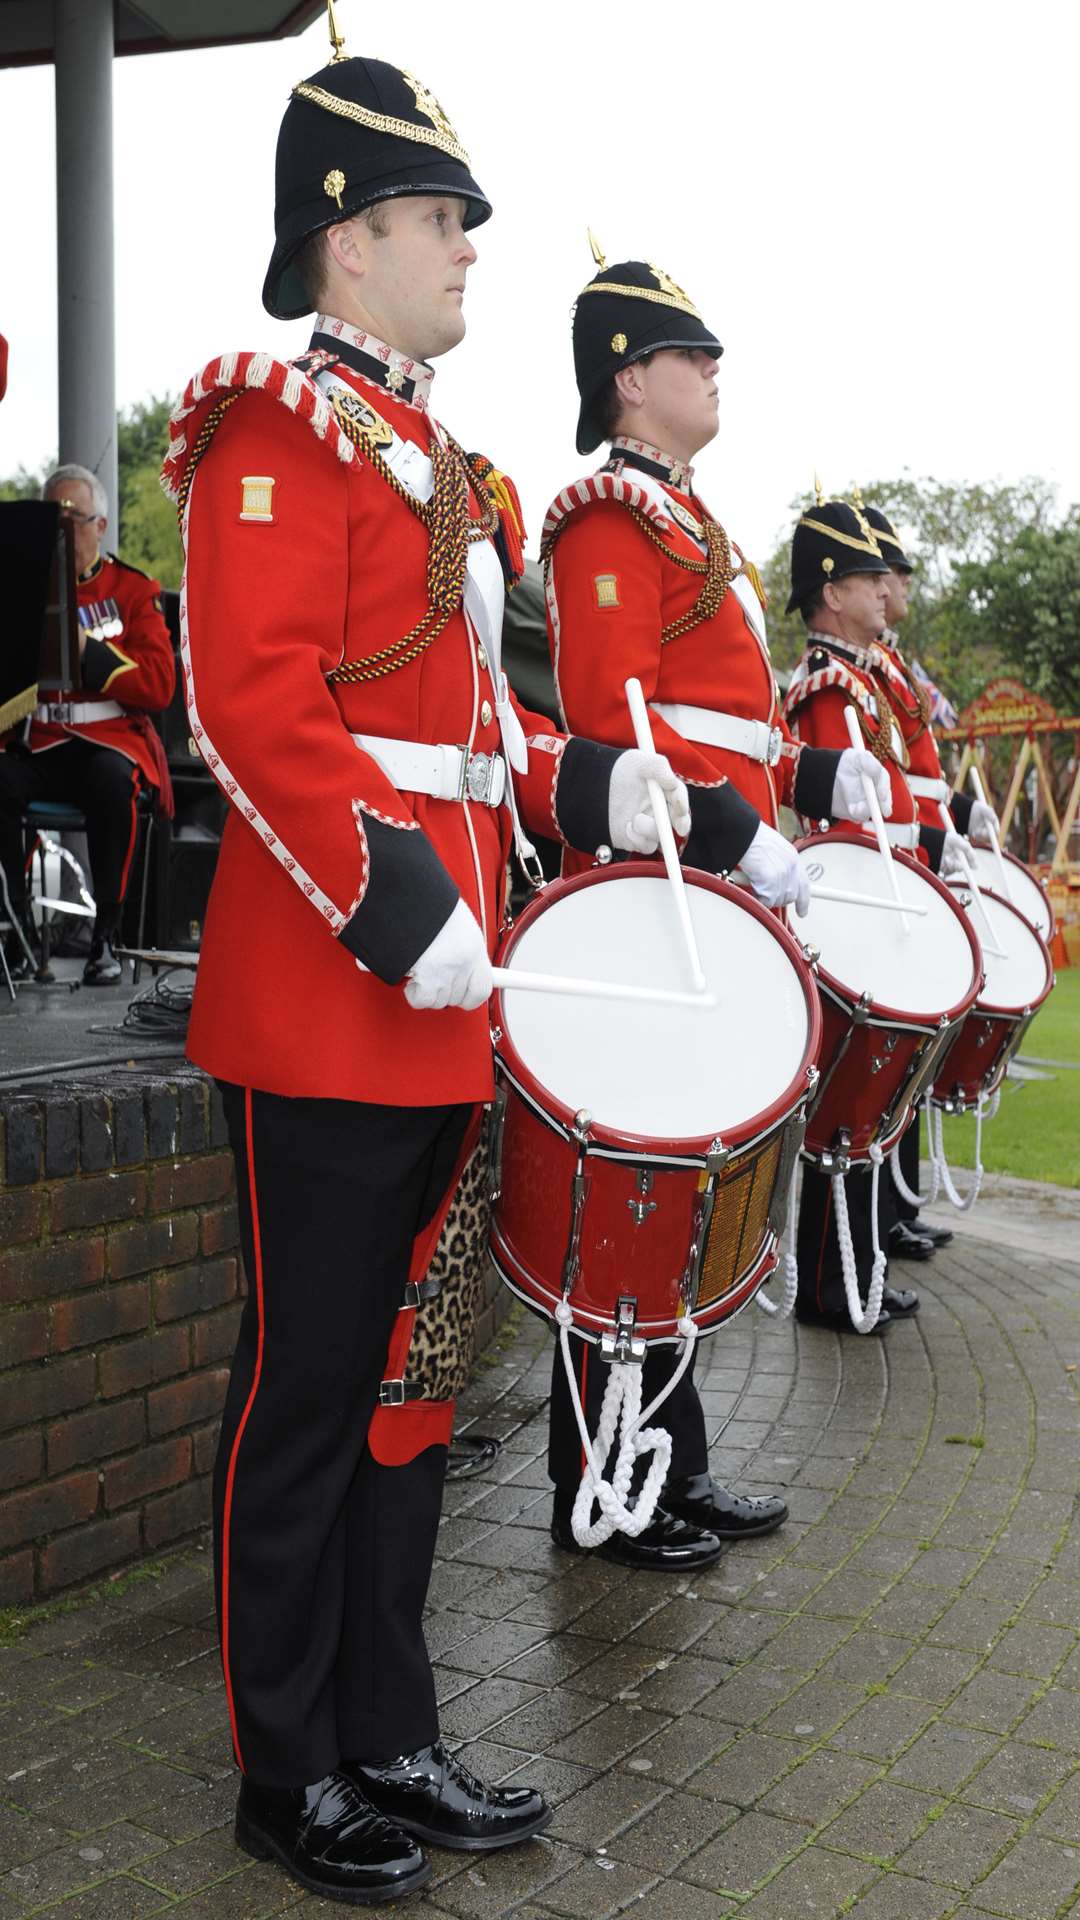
<box><xmin>162</xmin><ymin>833</ymin><xmax>221</xmax><ymax>950</ymax></box>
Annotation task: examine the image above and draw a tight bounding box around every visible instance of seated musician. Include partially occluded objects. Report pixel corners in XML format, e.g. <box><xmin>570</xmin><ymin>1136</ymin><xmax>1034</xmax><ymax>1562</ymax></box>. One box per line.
<box><xmin>541</xmin><ymin>248</ymin><xmax>893</xmax><ymax>1566</ymax></box>
<box><xmin>0</xmin><ymin>465</ymin><xmax>174</xmax><ymax>983</ymax></box>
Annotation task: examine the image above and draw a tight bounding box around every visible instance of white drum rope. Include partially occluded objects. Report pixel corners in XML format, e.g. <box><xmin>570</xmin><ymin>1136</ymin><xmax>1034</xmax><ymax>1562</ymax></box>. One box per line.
<box><xmin>755</xmin><ymin>1156</ymin><xmax>799</xmax><ymax>1319</ymax></box>
<box><xmin>888</xmin><ymin>1107</ymin><xmax>942</xmax><ymax>1211</ymax></box>
<box><xmin>555</xmin><ymin>1302</ymin><xmax>698</xmax><ymax>1548</ymax></box>
<box><xmin>927</xmin><ymin>1094</ymin><xmax>995</xmax><ymax>1213</ymax></box>
<box><xmin>831</xmin><ymin>1146</ymin><xmax>887</xmax><ymax>1333</ymax></box>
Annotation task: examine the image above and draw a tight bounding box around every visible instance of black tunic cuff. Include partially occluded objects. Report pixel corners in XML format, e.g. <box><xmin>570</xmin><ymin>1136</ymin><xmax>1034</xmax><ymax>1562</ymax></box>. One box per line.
<box><xmin>793</xmin><ymin>747</ymin><xmax>842</xmax><ymax>824</ymax></box>
<box><xmin>683</xmin><ymin>780</ymin><xmax>761</xmax><ymax>873</ymax></box>
<box><xmin>80</xmin><ymin>636</ymin><xmax>130</xmax><ymax>692</ymax></box>
<box><xmin>554</xmin><ymin>736</ymin><xmax>622</xmax><ymax>854</ymax></box>
<box><xmin>920</xmin><ymin>823</ymin><xmax>946</xmax><ymax>874</ymax></box>
<box><xmin>338</xmin><ymin>816</ymin><xmax>460</xmax><ymax>983</ymax></box>
<box><xmin>949</xmin><ymin>790</ymin><xmax>974</xmax><ymax>834</ymax></box>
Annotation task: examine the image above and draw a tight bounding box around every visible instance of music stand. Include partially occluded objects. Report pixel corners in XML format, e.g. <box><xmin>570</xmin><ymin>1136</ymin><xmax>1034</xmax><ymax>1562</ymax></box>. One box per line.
<box><xmin>0</xmin><ymin>502</ymin><xmax>80</xmax><ymax>731</ymax></box>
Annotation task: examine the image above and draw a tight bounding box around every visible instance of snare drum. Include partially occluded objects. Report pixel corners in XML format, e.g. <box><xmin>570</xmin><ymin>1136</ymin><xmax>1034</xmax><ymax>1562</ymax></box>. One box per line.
<box><xmin>795</xmin><ymin>829</ymin><xmax>981</xmax><ymax>1167</ymax></box>
<box><xmin>488</xmin><ymin>864</ymin><xmax>821</xmax><ymax>1347</ymax></box>
<box><xmin>957</xmin><ymin>845</ymin><xmax>1054</xmax><ymax>943</ymax></box>
<box><xmin>931</xmin><ymin>886</ymin><xmax>1054</xmax><ymax>1112</ymax></box>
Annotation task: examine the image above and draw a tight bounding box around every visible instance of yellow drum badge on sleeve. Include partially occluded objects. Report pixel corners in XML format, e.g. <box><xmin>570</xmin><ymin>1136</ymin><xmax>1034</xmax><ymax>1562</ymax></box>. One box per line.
<box><xmin>240</xmin><ymin>476</ymin><xmax>276</xmax><ymax>523</ymax></box>
<box><xmin>593</xmin><ymin>572</ymin><xmax>621</xmax><ymax>610</ymax></box>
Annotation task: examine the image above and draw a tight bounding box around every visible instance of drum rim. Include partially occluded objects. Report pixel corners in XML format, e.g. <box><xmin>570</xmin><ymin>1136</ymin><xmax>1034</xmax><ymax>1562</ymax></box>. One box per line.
<box><xmin>796</xmin><ymin>826</ymin><xmax>983</xmax><ymax>1029</ymax></box>
<box><xmin>943</xmin><ymin>882</ymin><xmax>1055</xmax><ymax>1017</ymax></box>
<box><xmin>492</xmin><ymin>860</ymin><xmax>823</xmax><ymax>1157</ymax></box>
<box><xmin>967</xmin><ymin>845</ymin><xmax>1055</xmax><ymax>937</ymax></box>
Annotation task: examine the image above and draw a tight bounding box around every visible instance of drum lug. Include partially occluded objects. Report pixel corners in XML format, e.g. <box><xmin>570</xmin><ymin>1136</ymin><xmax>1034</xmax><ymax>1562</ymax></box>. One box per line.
<box><xmin>487</xmin><ymin>1084</ymin><xmax>508</xmax><ymax>1203</ymax></box>
<box><xmin>706</xmin><ymin>1136</ymin><xmax>730</xmax><ymax>1176</ymax></box>
<box><xmin>852</xmin><ymin>990</ymin><xmax>873</xmax><ymax>1026</ymax></box>
<box><xmin>600</xmin><ymin>1295</ymin><xmax>646</xmax><ymax>1364</ymax></box>
<box><xmin>626</xmin><ymin>1168</ymin><xmax>657</xmax><ymax>1227</ymax></box>
<box><xmin>561</xmin><ymin>1119</ymin><xmax>593</xmax><ymax>1295</ymax></box>
<box><xmin>822</xmin><ymin>1128</ymin><xmax>851</xmax><ymax>1175</ymax></box>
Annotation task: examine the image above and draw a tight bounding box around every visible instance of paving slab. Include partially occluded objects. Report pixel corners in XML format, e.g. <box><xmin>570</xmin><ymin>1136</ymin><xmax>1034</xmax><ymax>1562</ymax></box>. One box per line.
<box><xmin>2</xmin><ymin>1225</ymin><xmax>1079</xmax><ymax>1917</ymax></box>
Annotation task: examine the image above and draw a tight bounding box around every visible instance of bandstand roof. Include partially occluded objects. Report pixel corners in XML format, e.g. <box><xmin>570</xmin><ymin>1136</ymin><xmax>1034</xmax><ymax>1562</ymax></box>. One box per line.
<box><xmin>0</xmin><ymin>0</ymin><xmax>322</xmax><ymax>67</ymax></box>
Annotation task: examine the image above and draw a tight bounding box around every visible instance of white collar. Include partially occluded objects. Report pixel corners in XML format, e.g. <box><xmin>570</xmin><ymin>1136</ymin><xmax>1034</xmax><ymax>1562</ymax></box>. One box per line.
<box><xmin>314</xmin><ymin>314</ymin><xmax>435</xmax><ymax>413</ymax></box>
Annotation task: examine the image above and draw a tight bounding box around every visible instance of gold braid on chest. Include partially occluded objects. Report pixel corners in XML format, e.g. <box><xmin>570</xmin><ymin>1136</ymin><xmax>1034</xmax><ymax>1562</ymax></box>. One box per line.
<box><xmin>854</xmin><ymin>672</ymin><xmax>907</xmax><ymax>770</ymax></box>
<box><xmin>543</xmin><ymin>502</ymin><xmax>736</xmax><ymax>644</ymax></box>
<box><xmin>328</xmin><ymin>401</ymin><xmax>498</xmax><ymax>685</ymax></box>
<box><xmin>879</xmin><ymin>654</ymin><xmax>932</xmax><ymax>746</ymax></box>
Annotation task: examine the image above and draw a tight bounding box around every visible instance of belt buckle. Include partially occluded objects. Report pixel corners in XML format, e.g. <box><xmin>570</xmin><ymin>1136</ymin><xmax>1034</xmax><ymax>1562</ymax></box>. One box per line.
<box><xmin>466</xmin><ymin>751</ymin><xmax>494</xmax><ymax>806</ymax></box>
<box><xmin>51</xmin><ymin>703</ymin><xmax>73</xmax><ymax>724</ymax></box>
<box><xmin>766</xmin><ymin>726</ymin><xmax>783</xmax><ymax>767</ymax></box>
<box><xmin>378</xmin><ymin>1380</ymin><xmax>406</xmax><ymax>1407</ymax></box>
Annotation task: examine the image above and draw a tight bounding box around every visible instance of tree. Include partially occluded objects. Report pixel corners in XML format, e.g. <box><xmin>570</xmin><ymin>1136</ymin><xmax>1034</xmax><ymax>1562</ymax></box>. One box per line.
<box><xmin>947</xmin><ymin>511</ymin><xmax>1080</xmax><ymax>714</ymax></box>
<box><xmin>0</xmin><ymin>393</ymin><xmax>183</xmax><ymax>587</ymax></box>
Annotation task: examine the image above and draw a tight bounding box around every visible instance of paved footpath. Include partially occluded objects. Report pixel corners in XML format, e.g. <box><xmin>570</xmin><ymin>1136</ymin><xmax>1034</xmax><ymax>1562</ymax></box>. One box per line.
<box><xmin>2</xmin><ymin>1227</ymin><xmax>1079</xmax><ymax>1919</ymax></box>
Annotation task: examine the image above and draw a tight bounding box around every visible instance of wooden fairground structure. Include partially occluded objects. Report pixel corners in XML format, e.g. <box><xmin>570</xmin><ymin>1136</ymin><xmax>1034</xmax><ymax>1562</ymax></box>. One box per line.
<box><xmin>941</xmin><ymin>676</ymin><xmax>1080</xmax><ymax>966</ymax></box>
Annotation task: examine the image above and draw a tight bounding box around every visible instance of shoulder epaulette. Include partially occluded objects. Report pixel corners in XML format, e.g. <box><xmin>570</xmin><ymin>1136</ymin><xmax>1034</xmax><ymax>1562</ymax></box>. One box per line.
<box><xmin>783</xmin><ymin>657</ymin><xmax>877</xmax><ymax>722</ymax></box>
<box><xmin>106</xmin><ymin>552</ymin><xmax>152</xmax><ymax>581</ymax></box>
<box><xmin>160</xmin><ymin>351</ymin><xmax>356</xmax><ymax>507</ymax></box>
<box><xmin>540</xmin><ymin>471</ymin><xmax>674</xmax><ymax>562</ymax></box>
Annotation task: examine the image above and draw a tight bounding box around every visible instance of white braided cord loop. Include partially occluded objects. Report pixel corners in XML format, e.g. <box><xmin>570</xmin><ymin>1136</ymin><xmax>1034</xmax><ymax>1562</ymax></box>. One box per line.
<box><xmin>832</xmin><ymin>1147</ymin><xmax>887</xmax><ymax>1333</ymax></box>
<box><xmin>755</xmin><ymin>1153</ymin><xmax>799</xmax><ymax>1319</ymax></box>
<box><xmin>888</xmin><ymin>1103</ymin><xmax>941</xmax><ymax>1210</ymax></box>
<box><xmin>555</xmin><ymin>1302</ymin><xmax>698</xmax><ymax>1548</ymax></box>
<box><xmin>928</xmin><ymin>1094</ymin><xmax>993</xmax><ymax>1212</ymax></box>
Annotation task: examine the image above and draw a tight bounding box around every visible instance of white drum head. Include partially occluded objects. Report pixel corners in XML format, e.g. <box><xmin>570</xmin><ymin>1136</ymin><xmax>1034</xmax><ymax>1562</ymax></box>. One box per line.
<box><xmin>501</xmin><ymin>874</ymin><xmax>810</xmax><ymax>1142</ymax></box>
<box><xmin>797</xmin><ymin>836</ymin><xmax>976</xmax><ymax>1017</ymax></box>
<box><xmin>964</xmin><ymin>846</ymin><xmax>1052</xmax><ymax>940</ymax></box>
<box><xmin>947</xmin><ymin>886</ymin><xmax>1051</xmax><ymax>1011</ymax></box>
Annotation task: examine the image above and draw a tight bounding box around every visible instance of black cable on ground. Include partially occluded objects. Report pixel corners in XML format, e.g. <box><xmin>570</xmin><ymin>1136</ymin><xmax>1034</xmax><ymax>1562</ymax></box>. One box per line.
<box><xmin>121</xmin><ymin>968</ymin><xmax>195</xmax><ymax>1037</ymax></box>
<box><xmin>445</xmin><ymin>1435</ymin><xmax>503</xmax><ymax>1478</ymax></box>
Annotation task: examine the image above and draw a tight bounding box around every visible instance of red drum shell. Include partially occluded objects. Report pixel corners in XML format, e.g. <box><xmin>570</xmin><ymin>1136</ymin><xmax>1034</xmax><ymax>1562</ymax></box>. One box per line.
<box><xmin>489</xmin><ymin>864</ymin><xmax>822</xmax><ymax>1345</ymax></box>
<box><xmin>931</xmin><ymin>891</ymin><xmax>1054</xmax><ymax>1112</ymax></box>
<box><xmin>797</xmin><ymin>829</ymin><xmax>982</xmax><ymax>1165</ymax></box>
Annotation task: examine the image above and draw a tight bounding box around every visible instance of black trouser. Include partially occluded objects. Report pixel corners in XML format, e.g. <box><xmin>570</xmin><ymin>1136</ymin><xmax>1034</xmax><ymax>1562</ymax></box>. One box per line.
<box><xmin>0</xmin><ymin>738</ymin><xmax>144</xmax><ymax>924</ymax></box>
<box><xmin>215</xmin><ymin>1082</ymin><xmax>471</xmax><ymax>1788</ymax></box>
<box><xmin>796</xmin><ymin>1163</ymin><xmax>884</xmax><ymax>1318</ymax></box>
<box><xmin>884</xmin><ymin>1108</ymin><xmax>920</xmax><ymax>1229</ymax></box>
<box><xmin>548</xmin><ymin>1338</ymin><xmax>708</xmax><ymax>1505</ymax></box>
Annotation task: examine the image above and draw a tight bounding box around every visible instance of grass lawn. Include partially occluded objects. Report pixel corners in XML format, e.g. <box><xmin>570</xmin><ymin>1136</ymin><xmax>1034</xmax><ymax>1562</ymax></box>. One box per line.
<box><xmin>937</xmin><ymin>965</ymin><xmax>1080</xmax><ymax>1188</ymax></box>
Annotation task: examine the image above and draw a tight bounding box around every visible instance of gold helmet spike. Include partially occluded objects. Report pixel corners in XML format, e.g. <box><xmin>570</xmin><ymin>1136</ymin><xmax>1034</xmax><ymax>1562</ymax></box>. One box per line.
<box><xmin>326</xmin><ymin>0</ymin><xmax>347</xmax><ymax>61</ymax></box>
<box><xmin>588</xmin><ymin>229</ymin><xmax>607</xmax><ymax>271</ymax></box>
<box><xmin>814</xmin><ymin>471</ymin><xmax>825</xmax><ymax>507</ymax></box>
<box><xmin>851</xmin><ymin>483</ymin><xmax>865</xmax><ymax>511</ymax></box>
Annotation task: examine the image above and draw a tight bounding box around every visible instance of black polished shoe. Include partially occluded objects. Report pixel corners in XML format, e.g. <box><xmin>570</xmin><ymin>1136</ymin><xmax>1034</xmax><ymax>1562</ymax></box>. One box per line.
<box><xmin>235</xmin><ymin>1771</ymin><xmax>430</xmax><ymax>1905</ymax></box>
<box><xmin>551</xmin><ymin>1499</ymin><xmax>724</xmax><ymax>1570</ymax></box>
<box><xmin>345</xmin><ymin>1741</ymin><xmax>551</xmax><ymax>1853</ymax></box>
<box><xmin>664</xmin><ymin>1473</ymin><xmax>788</xmax><ymax>1538</ymax></box>
<box><xmin>914</xmin><ymin>1221</ymin><xmax>953</xmax><ymax>1248</ymax></box>
<box><xmin>83</xmin><ymin>936</ymin><xmax>122</xmax><ymax>985</ymax></box>
<box><xmin>882</xmin><ymin>1284</ymin><xmax>920</xmax><ymax>1316</ymax></box>
<box><xmin>887</xmin><ymin>1222</ymin><xmax>934</xmax><ymax>1262</ymax></box>
<box><xmin>795</xmin><ymin>1304</ymin><xmax>892</xmax><ymax>1335</ymax></box>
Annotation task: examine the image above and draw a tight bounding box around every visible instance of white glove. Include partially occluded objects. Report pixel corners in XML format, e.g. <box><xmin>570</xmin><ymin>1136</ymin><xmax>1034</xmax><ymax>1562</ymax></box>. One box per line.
<box><xmin>737</xmin><ymin>822</ymin><xmax>811</xmax><ymax>917</ymax></box>
<box><xmin>941</xmin><ymin>830</ymin><xmax>972</xmax><ymax>881</ymax></box>
<box><xmin>968</xmin><ymin>799</ymin><xmax>999</xmax><ymax>847</ymax></box>
<box><xmin>830</xmin><ymin>748</ymin><xmax>894</xmax><ymax>823</ymax></box>
<box><xmin>405</xmin><ymin>899</ymin><xmax>492</xmax><ymax>1011</ymax></box>
<box><xmin>608</xmin><ymin>749</ymin><xmax>692</xmax><ymax>855</ymax></box>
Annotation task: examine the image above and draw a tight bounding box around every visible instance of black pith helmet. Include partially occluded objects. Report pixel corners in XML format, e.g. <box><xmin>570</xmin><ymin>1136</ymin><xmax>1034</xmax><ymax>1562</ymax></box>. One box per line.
<box><xmin>862</xmin><ymin>503</ymin><xmax>915</xmax><ymax>573</ymax></box>
<box><xmin>786</xmin><ymin>492</ymin><xmax>890</xmax><ymax>616</ymax></box>
<box><xmin>571</xmin><ymin>242</ymin><xmax>722</xmax><ymax>455</ymax></box>
<box><xmin>263</xmin><ymin>54</ymin><xmax>491</xmax><ymax>320</ymax></box>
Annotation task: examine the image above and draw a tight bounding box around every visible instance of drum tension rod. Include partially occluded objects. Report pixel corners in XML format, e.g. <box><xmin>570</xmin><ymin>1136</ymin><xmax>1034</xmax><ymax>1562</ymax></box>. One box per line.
<box><xmin>627</xmin><ymin>1169</ymin><xmax>657</xmax><ymax>1227</ymax></box>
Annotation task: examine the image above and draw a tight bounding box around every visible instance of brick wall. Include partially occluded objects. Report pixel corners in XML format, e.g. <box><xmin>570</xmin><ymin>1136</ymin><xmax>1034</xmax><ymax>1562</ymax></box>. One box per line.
<box><xmin>0</xmin><ymin>1071</ymin><xmax>239</xmax><ymax>1606</ymax></box>
<box><xmin>0</xmin><ymin>1068</ymin><xmax>509</xmax><ymax>1607</ymax></box>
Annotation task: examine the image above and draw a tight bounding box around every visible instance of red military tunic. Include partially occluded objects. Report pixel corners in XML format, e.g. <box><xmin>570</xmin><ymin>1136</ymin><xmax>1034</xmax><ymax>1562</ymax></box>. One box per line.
<box><xmin>164</xmin><ymin>347</ymin><xmax>603</xmax><ymax>1109</ymax></box>
<box><xmin>544</xmin><ymin>459</ymin><xmax>792</xmax><ymax>872</ymax></box>
<box><xmin>30</xmin><ymin>553</ymin><xmax>175</xmax><ymax>801</ymax></box>
<box><xmin>874</xmin><ymin>632</ymin><xmax>970</xmax><ymax>839</ymax></box>
<box><xmin>783</xmin><ymin>632</ymin><xmax>931</xmax><ymax>858</ymax></box>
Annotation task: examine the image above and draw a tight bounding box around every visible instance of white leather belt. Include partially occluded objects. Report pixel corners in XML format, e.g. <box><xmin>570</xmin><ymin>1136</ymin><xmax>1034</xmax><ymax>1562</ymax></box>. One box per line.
<box><xmin>35</xmin><ymin>701</ymin><xmax>124</xmax><ymax>724</ymax></box>
<box><xmin>883</xmin><ymin>821</ymin><xmax>921</xmax><ymax>850</ymax></box>
<box><xmin>651</xmin><ymin>701</ymin><xmax>782</xmax><ymax>766</ymax></box>
<box><xmin>906</xmin><ymin>774</ymin><xmax>949</xmax><ymax>803</ymax></box>
<box><xmin>351</xmin><ymin>734</ymin><xmax>507</xmax><ymax>808</ymax></box>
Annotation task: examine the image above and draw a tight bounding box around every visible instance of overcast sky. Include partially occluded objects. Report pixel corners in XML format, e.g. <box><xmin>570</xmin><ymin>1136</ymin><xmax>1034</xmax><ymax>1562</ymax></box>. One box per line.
<box><xmin>2</xmin><ymin>0</ymin><xmax>1078</xmax><ymax>561</ymax></box>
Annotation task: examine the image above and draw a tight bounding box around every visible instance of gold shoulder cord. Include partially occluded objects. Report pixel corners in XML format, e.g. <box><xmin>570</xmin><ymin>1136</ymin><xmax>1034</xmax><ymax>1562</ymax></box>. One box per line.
<box><xmin>855</xmin><ymin>673</ymin><xmax>906</xmax><ymax>770</ymax></box>
<box><xmin>173</xmin><ymin>395</ymin><xmax>240</xmax><ymax>528</ymax></box>
<box><xmin>543</xmin><ymin>499</ymin><xmax>735</xmax><ymax>644</ymax></box>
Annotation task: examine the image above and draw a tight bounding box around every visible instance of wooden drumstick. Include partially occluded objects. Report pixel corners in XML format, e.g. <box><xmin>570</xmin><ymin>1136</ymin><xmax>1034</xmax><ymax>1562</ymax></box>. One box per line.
<box><xmin>492</xmin><ymin>966</ymin><xmax>716</xmax><ymax>1010</ymax></box>
<box><xmin>843</xmin><ymin>704</ymin><xmax>911</xmax><ymax>934</ymax></box>
<box><xmin>968</xmin><ymin>764</ymin><xmax>1013</xmax><ymax>902</ymax></box>
<box><xmin>624</xmin><ymin>678</ymin><xmax>708</xmax><ymax>992</ymax></box>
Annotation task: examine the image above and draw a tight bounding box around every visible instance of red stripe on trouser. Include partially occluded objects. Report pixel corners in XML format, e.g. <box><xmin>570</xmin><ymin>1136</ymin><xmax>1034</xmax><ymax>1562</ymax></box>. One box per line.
<box><xmin>116</xmin><ymin>770</ymin><xmax>141</xmax><ymax>900</ymax></box>
<box><xmin>220</xmin><ymin>1087</ymin><xmax>266</xmax><ymax>1774</ymax></box>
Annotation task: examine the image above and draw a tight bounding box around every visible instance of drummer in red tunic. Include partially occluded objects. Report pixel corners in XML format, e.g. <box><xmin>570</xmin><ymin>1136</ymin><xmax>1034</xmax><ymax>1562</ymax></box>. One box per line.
<box><xmin>0</xmin><ymin>464</ymin><xmax>174</xmax><ymax>984</ymax></box>
<box><xmin>861</xmin><ymin>502</ymin><xmax>998</xmax><ymax>1261</ymax></box>
<box><xmin>541</xmin><ymin>252</ymin><xmax>894</xmax><ymax>1568</ymax></box>
<box><xmin>161</xmin><ymin>38</ymin><xmax>693</xmax><ymax>1909</ymax></box>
